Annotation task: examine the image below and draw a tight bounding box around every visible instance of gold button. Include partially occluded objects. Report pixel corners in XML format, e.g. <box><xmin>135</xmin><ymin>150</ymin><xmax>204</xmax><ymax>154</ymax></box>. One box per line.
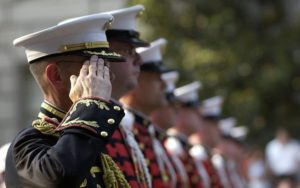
<box><xmin>145</xmin><ymin>159</ymin><xmax>150</xmax><ymax>166</ymax></box>
<box><xmin>113</xmin><ymin>106</ymin><xmax>121</xmax><ymax>111</ymax></box>
<box><xmin>162</xmin><ymin>173</ymin><xmax>169</xmax><ymax>182</ymax></box>
<box><xmin>100</xmin><ymin>131</ymin><xmax>108</xmax><ymax>137</ymax></box>
<box><xmin>133</xmin><ymin>129</ymin><xmax>139</xmax><ymax>135</ymax></box>
<box><xmin>139</xmin><ymin>143</ymin><xmax>145</xmax><ymax>149</ymax></box>
<box><xmin>107</xmin><ymin>118</ymin><xmax>115</xmax><ymax>125</ymax></box>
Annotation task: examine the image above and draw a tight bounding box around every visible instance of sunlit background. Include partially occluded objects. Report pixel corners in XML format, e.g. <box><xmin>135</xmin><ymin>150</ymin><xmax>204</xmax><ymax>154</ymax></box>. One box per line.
<box><xmin>1</xmin><ymin>0</ymin><xmax>300</xmax><ymax>147</ymax></box>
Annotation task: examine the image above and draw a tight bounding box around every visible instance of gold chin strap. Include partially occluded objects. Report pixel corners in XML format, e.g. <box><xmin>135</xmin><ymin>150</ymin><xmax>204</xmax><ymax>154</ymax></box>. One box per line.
<box><xmin>60</xmin><ymin>41</ymin><xmax>109</xmax><ymax>52</ymax></box>
<box><xmin>82</xmin><ymin>50</ymin><xmax>122</xmax><ymax>57</ymax></box>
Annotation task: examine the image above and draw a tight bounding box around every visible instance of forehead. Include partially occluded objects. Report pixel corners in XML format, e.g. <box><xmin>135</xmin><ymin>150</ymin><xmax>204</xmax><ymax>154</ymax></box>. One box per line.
<box><xmin>109</xmin><ymin>40</ymin><xmax>135</xmax><ymax>49</ymax></box>
<box><xmin>140</xmin><ymin>71</ymin><xmax>161</xmax><ymax>79</ymax></box>
<box><xmin>48</xmin><ymin>54</ymin><xmax>88</xmax><ymax>63</ymax></box>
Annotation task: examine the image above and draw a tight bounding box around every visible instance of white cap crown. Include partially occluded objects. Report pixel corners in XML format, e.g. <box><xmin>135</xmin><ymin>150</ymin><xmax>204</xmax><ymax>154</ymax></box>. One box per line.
<box><xmin>161</xmin><ymin>71</ymin><xmax>179</xmax><ymax>93</ymax></box>
<box><xmin>201</xmin><ymin>96</ymin><xmax>223</xmax><ymax>117</ymax></box>
<box><xmin>174</xmin><ymin>81</ymin><xmax>202</xmax><ymax>103</ymax></box>
<box><xmin>107</xmin><ymin>4</ymin><xmax>144</xmax><ymax>30</ymax></box>
<box><xmin>137</xmin><ymin>38</ymin><xmax>167</xmax><ymax>63</ymax></box>
<box><xmin>14</xmin><ymin>13</ymin><xmax>115</xmax><ymax>63</ymax></box>
<box><xmin>231</xmin><ymin>126</ymin><xmax>248</xmax><ymax>140</ymax></box>
<box><xmin>219</xmin><ymin>117</ymin><xmax>237</xmax><ymax>135</ymax></box>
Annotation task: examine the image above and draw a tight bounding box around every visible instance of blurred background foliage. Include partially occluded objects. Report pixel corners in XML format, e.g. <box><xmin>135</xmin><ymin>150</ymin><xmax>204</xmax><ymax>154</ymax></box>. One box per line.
<box><xmin>128</xmin><ymin>0</ymin><xmax>300</xmax><ymax>146</ymax></box>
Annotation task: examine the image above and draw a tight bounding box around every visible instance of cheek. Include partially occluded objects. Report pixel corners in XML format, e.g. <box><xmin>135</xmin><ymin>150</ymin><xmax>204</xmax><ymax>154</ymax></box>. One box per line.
<box><xmin>125</xmin><ymin>57</ymin><xmax>134</xmax><ymax>66</ymax></box>
<box><xmin>154</xmin><ymin>84</ymin><xmax>165</xmax><ymax>99</ymax></box>
<box><xmin>121</xmin><ymin>63</ymin><xmax>133</xmax><ymax>75</ymax></box>
<box><xmin>111</xmin><ymin>64</ymin><xmax>127</xmax><ymax>79</ymax></box>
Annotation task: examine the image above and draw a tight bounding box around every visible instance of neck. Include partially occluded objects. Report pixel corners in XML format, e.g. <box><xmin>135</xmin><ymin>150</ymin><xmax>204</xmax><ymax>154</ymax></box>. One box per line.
<box><xmin>44</xmin><ymin>93</ymin><xmax>72</xmax><ymax>112</ymax></box>
<box><xmin>111</xmin><ymin>86</ymin><xmax>123</xmax><ymax>100</ymax></box>
<box><xmin>112</xmin><ymin>93</ymin><xmax>121</xmax><ymax>101</ymax></box>
<box><xmin>151</xmin><ymin>118</ymin><xmax>171</xmax><ymax>131</ymax></box>
<box><xmin>121</xmin><ymin>94</ymin><xmax>153</xmax><ymax>116</ymax></box>
<box><xmin>129</xmin><ymin>101</ymin><xmax>152</xmax><ymax>116</ymax></box>
<box><xmin>188</xmin><ymin>133</ymin><xmax>203</xmax><ymax>145</ymax></box>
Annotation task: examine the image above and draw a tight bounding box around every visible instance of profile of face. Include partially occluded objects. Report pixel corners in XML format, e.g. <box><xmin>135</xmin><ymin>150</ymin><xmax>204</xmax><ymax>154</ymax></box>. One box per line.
<box><xmin>151</xmin><ymin>103</ymin><xmax>177</xmax><ymax>130</ymax></box>
<box><xmin>202</xmin><ymin>119</ymin><xmax>221</xmax><ymax>148</ymax></box>
<box><xmin>177</xmin><ymin>107</ymin><xmax>203</xmax><ymax>136</ymax></box>
<box><xmin>54</xmin><ymin>55</ymin><xmax>87</xmax><ymax>87</ymax></box>
<box><xmin>136</xmin><ymin>71</ymin><xmax>167</xmax><ymax>110</ymax></box>
<box><xmin>109</xmin><ymin>41</ymin><xmax>142</xmax><ymax>97</ymax></box>
<box><xmin>223</xmin><ymin>139</ymin><xmax>242</xmax><ymax>159</ymax></box>
<box><xmin>32</xmin><ymin>55</ymin><xmax>87</xmax><ymax>110</ymax></box>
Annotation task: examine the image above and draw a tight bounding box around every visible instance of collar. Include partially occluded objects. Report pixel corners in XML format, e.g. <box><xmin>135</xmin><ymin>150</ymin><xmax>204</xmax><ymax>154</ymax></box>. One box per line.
<box><xmin>167</xmin><ymin>128</ymin><xmax>190</xmax><ymax>148</ymax></box>
<box><xmin>125</xmin><ymin>106</ymin><xmax>151</xmax><ymax>128</ymax></box>
<box><xmin>37</xmin><ymin>101</ymin><xmax>66</xmax><ymax>123</ymax></box>
<box><xmin>110</xmin><ymin>98</ymin><xmax>124</xmax><ymax>107</ymax></box>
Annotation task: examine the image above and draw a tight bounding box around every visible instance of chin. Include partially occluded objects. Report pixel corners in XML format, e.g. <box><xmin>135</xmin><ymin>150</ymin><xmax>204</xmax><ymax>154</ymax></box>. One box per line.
<box><xmin>126</xmin><ymin>82</ymin><xmax>138</xmax><ymax>91</ymax></box>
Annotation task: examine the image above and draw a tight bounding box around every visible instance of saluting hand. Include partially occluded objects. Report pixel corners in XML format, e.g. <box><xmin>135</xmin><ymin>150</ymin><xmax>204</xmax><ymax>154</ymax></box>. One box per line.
<box><xmin>69</xmin><ymin>55</ymin><xmax>111</xmax><ymax>102</ymax></box>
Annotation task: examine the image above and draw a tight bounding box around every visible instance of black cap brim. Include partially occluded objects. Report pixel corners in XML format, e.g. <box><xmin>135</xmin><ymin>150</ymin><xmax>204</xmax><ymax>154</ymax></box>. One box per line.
<box><xmin>106</xmin><ymin>29</ymin><xmax>149</xmax><ymax>47</ymax></box>
<box><xmin>141</xmin><ymin>62</ymin><xmax>172</xmax><ymax>73</ymax></box>
<box><xmin>79</xmin><ymin>48</ymin><xmax>125</xmax><ymax>62</ymax></box>
<box><xmin>177</xmin><ymin>100</ymin><xmax>200</xmax><ymax>107</ymax></box>
<box><xmin>29</xmin><ymin>47</ymin><xmax>125</xmax><ymax>64</ymax></box>
<box><xmin>203</xmin><ymin>115</ymin><xmax>221</xmax><ymax>121</ymax></box>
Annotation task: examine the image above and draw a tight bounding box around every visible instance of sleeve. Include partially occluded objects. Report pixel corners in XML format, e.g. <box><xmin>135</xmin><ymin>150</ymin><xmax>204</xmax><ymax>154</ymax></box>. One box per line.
<box><xmin>8</xmin><ymin>98</ymin><xmax>124</xmax><ymax>188</ymax></box>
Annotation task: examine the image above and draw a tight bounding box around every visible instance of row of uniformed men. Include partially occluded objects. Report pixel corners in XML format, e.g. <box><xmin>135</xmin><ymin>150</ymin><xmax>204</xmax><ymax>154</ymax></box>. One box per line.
<box><xmin>4</xmin><ymin>4</ymin><xmax>248</xmax><ymax>188</ymax></box>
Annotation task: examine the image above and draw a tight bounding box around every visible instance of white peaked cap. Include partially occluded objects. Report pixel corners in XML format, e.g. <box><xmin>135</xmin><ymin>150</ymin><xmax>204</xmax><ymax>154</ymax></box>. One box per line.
<box><xmin>201</xmin><ymin>96</ymin><xmax>223</xmax><ymax>117</ymax></box>
<box><xmin>231</xmin><ymin>126</ymin><xmax>248</xmax><ymax>140</ymax></box>
<box><xmin>137</xmin><ymin>38</ymin><xmax>167</xmax><ymax>63</ymax></box>
<box><xmin>161</xmin><ymin>71</ymin><xmax>179</xmax><ymax>93</ymax></box>
<box><xmin>14</xmin><ymin>13</ymin><xmax>121</xmax><ymax>63</ymax></box>
<box><xmin>0</xmin><ymin>143</ymin><xmax>10</xmax><ymax>173</ymax></box>
<box><xmin>106</xmin><ymin>4</ymin><xmax>144</xmax><ymax>30</ymax></box>
<box><xmin>174</xmin><ymin>81</ymin><xmax>202</xmax><ymax>103</ymax></box>
<box><xmin>219</xmin><ymin>117</ymin><xmax>237</xmax><ymax>135</ymax></box>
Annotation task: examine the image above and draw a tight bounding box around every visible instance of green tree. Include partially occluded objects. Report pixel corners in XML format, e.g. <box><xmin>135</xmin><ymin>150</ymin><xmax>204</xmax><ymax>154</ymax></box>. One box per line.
<box><xmin>129</xmin><ymin>0</ymin><xmax>300</xmax><ymax>145</ymax></box>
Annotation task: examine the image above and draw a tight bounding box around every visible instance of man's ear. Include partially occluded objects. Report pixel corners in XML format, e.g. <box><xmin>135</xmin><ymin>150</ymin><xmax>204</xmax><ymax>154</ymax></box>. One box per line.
<box><xmin>45</xmin><ymin>63</ymin><xmax>64</xmax><ymax>89</ymax></box>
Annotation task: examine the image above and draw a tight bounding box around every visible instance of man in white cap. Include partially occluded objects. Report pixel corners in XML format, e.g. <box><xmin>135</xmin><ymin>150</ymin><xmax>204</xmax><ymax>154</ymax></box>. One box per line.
<box><xmin>201</xmin><ymin>96</ymin><xmax>224</xmax><ymax>149</ymax></box>
<box><xmin>164</xmin><ymin>81</ymin><xmax>220</xmax><ymax>188</ymax></box>
<box><xmin>151</xmin><ymin>78</ymin><xmax>209</xmax><ymax>187</ymax></box>
<box><xmin>151</xmin><ymin>71</ymin><xmax>179</xmax><ymax>131</ymax></box>
<box><xmin>200</xmin><ymin>96</ymin><xmax>236</xmax><ymax>188</ymax></box>
<box><xmin>225</xmin><ymin>125</ymin><xmax>248</xmax><ymax>188</ymax></box>
<box><xmin>104</xmin><ymin>5</ymin><xmax>154</xmax><ymax>187</ymax></box>
<box><xmin>106</xmin><ymin>4</ymin><xmax>149</xmax><ymax>99</ymax></box>
<box><xmin>216</xmin><ymin>117</ymin><xmax>245</xmax><ymax>188</ymax></box>
<box><xmin>149</xmin><ymin>70</ymin><xmax>183</xmax><ymax>188</ymax></box>
<box><xmin>5</xmin><ymin>14</ymin><xmax>129</xmax><ymax>188</ymax></box>
<box><xmin>120</xmin><ymin>38</ymin><xmax>180</xmax><ymax>187</ymax></box>
<box><xmin>59</xmin><ymin>5</ymin><xmax>153</xmax><ymax>187</ymax></box>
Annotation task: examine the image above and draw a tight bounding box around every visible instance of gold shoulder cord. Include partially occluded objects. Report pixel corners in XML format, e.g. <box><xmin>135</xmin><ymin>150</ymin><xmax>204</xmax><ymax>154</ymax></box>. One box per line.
<box><xmin>32</xmin><ymin>119</ymin><xmax>60</xmax><ymax>137</ymax></box>
<box><xmin>101</xmin><ymin>153</ymin><xmax>131</xmax><ymax>188</ymax></box>
<box><xmin>32</xmin><ymin>118</ymin><xmax>130</xmax><ymax>187</ymax></box>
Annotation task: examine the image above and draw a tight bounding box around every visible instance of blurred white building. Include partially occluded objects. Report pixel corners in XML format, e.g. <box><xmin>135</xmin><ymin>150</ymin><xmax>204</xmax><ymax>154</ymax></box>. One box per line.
<box><xmin>0</xmin><ymin>0</ymin><xmax>125</xmax><ymax>145</ymax></box>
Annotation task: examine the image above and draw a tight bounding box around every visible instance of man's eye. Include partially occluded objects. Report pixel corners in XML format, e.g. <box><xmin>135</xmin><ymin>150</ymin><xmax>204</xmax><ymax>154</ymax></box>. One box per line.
<box><xmin>117</xmin><ymin>49</ymin><xmax>136</xmax><ymax>56</ymax></box>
